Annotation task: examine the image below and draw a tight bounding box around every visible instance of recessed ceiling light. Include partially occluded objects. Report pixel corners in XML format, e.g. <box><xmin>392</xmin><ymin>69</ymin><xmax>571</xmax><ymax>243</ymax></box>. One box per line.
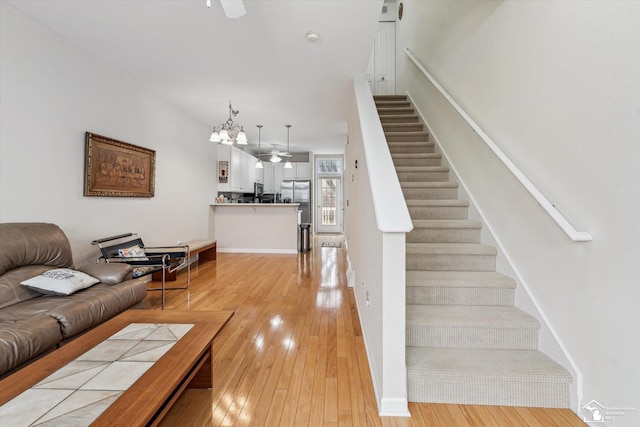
<box><xmin>306</xmin><ymin>32</ymin><xmax>319</xmax><ymax>43</ymax></box>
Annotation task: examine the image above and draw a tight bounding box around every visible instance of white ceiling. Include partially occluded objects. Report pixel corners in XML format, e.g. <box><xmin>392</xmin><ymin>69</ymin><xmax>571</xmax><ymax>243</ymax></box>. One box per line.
<box><xmin>7</xmin><ymin>0</ymin><xmax>384</xmax><ymax>154</ymax></box>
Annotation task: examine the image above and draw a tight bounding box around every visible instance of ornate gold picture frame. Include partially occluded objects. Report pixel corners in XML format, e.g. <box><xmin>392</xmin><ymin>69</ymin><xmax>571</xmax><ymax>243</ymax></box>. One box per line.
<box><xmin>84</xmin><ymin>132</ymin><xmax>156</xmax><ymax>197</ymax></box>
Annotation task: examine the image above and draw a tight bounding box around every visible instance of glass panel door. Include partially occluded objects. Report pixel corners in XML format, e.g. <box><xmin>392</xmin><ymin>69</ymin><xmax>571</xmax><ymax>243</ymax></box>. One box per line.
<box><xmin>317</xmin><ymin>177</ymin><xmax>341</xmax><ymax>233</ymax></box>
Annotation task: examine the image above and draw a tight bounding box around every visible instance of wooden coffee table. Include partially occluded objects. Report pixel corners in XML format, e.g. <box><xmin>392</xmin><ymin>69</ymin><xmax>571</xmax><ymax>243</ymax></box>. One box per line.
<box><xmin>0</xmin><ymin>310</ymin><xmax>233</xmax><ymax>426</ymax></box>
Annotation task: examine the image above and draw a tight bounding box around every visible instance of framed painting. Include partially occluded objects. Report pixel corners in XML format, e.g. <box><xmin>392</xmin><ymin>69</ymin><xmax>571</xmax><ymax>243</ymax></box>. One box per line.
<box><xmin>218</xmin><ymin>161</ymin><xmax>229</xmax><ymax>183</ymax></box>
<box><xmin>84</xmin><ymin>132</ymin><xmax>156</xmax><ymax>197</ymax></box>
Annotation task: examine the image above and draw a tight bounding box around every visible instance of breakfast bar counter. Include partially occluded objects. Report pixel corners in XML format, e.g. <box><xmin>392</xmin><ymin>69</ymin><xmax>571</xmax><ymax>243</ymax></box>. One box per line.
<box><xmin>211</xmin><ymin>203</ymin><xmax>299</xmax><ymax>253</ymax></box>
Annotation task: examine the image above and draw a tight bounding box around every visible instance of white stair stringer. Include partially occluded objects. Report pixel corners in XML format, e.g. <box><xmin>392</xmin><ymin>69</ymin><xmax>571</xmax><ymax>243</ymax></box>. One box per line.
<box><xmin>375</xmin><ymin>94</ymin><xmax>572</xmax><ymax>408</ymax></box>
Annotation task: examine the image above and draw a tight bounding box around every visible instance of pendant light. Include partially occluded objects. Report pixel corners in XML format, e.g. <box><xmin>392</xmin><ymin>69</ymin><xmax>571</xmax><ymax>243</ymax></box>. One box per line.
<box><xmin>255</xmin><ymin>125</ymin><xmax>263</xmax><ymax>169</ymax></box>
<box><xmin>284</xmin><ymin>124</ymin><xmax>293</xmax><ymax>169</ymax></box>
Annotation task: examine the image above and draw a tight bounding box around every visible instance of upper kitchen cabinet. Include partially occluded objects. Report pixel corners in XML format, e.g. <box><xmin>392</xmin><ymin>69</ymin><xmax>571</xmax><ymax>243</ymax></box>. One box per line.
<box><xmin>217</xmin><ymin>145</ymin><xmax>258</xmax><ymax>193</ymax></box>
<box><xmin>282</xmin><ymin>162</ymin><xmax>310</xmax><ymax>180</ymax></box>
<box><xmin>262</xmin><ymin>162</ymin><xmax>275</xmax><ymax>193</ymax></box>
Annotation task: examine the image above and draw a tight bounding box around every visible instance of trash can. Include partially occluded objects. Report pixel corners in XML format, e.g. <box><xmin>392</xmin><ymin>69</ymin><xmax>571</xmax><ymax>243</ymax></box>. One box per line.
<box><xmin>298</xmin><ymin>223</ymin><xmax>311</xmax><ymax>252</ymax></box>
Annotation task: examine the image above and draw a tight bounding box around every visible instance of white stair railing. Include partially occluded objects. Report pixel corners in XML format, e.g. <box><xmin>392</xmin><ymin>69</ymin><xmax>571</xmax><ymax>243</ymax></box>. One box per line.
<box><xmin>404</xmin><ymin>48</ymin><xmax>592</xmax><ymax>242</ymax></box>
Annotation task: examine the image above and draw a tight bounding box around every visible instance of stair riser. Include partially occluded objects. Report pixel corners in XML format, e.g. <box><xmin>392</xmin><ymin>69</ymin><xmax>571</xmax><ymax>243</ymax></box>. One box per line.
<box><xmin>402</xmin><ymin>188</ymin><xmax>458</xmax><ymax>200</ymax></box>
<box><xmin>398</xmin><ymin>171</ymin><xmax>449</xmax><ymax>182</ymax></box>
<box><xmin>376</xmin><ymin>102</ymin><xmax>411</xmax><ymax>109</ymax></box>
<box><xmin>407</xmin><ymin>377</ymin><xmax>570</xmax><ymax>408</ymax></box>
<box><xmin>386</xmin><ymin>134</ymin><xmax>429</xmax><ymax>142</ymax></box>
<box><xmin>407</xmin><ymin>227</ymin><xmax>481</xmax><ymax>243</ymax></box>
<box><xmin>383</xmin><ymin>124</ymin><xmax>424</xmax><ymax>132</ymax></box>
<box><xmin>406</xmin><ymin>326</ymin><xmax>538</xmax><ymax>350</ymax></box>
<box><xmin>393</xmin><ymin>158</ymin><xmax>442</xmax><ymax>167</ymax></box>
<box><xmin>374</xmin><ymin>95</ymin><xmax>407</xmax><ymax>101</ymax></box>
<box><xmin>408</xmin><ymin>206</ymin><xmax>468</xmax><ymax>220</ymax></box>
<box><xmin>380</xmin><ymin>116</ymin><xmax>419</xmax><ymax>124</ymax></box>
<box><xmin>377</xmin><ymin>108</ymin><xmax>414</xmax><ymax>115</ymax></box>
<box><xmin>406</xmin><ymin>254</ymin><xmax>496</xmax><ymax>271</ymax></box>
<box><xmin>406</xmin><ymin>287</ymin><xmax>514</xmax><ymax>306</ymax></box>
<box><xmin>389</xmin><ymin>145</ymin><xmax>435</xmax><ymax>154</ymax></box>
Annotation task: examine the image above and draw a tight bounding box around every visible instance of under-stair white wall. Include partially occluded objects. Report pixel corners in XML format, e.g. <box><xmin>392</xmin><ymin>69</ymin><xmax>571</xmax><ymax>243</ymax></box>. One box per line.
<box><xmin>396</xmin><ymin>1</ymin><xmax>640</xmax><ymax>425</ymax></box>
<box><xmin>0</xmin><ymin>3</ymin><xmax>216</xmax><ymax>265</ymax></box>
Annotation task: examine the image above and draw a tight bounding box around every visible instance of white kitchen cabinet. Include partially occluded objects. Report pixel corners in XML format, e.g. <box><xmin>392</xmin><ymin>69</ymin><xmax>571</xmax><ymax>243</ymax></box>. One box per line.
<box><xmin>218</xmin><ymin>145</ymin><xmax>259</xmax><ymax>193</ymax></box>
<box><xmin>262</xmin><ymin>162</ymin><xmax>275</xmax><ymax>193</ymax></box>
<box><xmin>296</xmin><ymin>162</ymin><xmax>310</xmax><ymax>179</ymax></box>
<box><xmin>281</xmin><ymin>162</ymin><xmax>310</xmax><ymax>180</ymax></box>
<box><xmin>255</xmin><ymin>163</ymin><xmax>264</xmax><ymax>184</ymax></box>
<box><xmin>245</xmin><ymin>151</ymin><xmax>256</xmax><ymax>191</ymax></box>
<box><xmin>274</xmin><ymin>163</ymin><xmax>284</xmax><ymax>192</ymax></box>
<box><xmin>283</xmin><ymin>164</ymin><xmax>296</xmax><ymax>180</ymax></box>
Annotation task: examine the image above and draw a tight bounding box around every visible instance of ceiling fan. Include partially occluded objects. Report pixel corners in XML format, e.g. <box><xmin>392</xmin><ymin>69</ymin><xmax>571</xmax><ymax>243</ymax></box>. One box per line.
<box><xmin>258</xmin><ymin>146</ymin><xmax>292</xmax><ymax>163</ymax></box>
<box><xmin>206</xmin><ymin>0</ymin><xmax>246</xmax><ymax>19</ymax></box>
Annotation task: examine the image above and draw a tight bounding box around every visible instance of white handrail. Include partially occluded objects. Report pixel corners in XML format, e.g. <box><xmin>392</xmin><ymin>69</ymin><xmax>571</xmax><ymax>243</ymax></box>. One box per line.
<box><xmin>353</xmin><ymin>78</ymin><xmax>413</xmax><ymax>233</ymax></box>
<box><xmin>404</xmin><ymin>48</ymin><xmax>592</xmax><ymax>242</ymax></box>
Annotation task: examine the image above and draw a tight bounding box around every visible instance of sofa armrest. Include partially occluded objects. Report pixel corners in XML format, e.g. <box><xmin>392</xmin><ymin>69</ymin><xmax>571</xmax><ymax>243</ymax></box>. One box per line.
<box><xmin>77</xmin><ymin>263</ymin><xmax>132</xmax><ymax>285</ymax></box>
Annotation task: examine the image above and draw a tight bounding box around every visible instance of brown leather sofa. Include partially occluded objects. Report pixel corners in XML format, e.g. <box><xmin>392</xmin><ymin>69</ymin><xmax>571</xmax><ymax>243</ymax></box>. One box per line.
<box><xmin>0</xmin><ymin>223</ymin><xmax>148</xmax><ymax>377</ymax></box>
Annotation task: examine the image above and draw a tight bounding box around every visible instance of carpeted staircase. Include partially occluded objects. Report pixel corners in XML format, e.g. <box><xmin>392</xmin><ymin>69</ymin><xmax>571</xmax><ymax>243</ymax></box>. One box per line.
<box><xmin>375</xmin><ymin>95</ymin><xmax>572</xmax><ymax>408</ymax></box>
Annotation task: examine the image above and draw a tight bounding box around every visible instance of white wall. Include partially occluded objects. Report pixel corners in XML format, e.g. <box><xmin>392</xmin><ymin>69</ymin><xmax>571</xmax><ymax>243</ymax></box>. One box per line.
<box><xmin>0</xmin><ymin>3</ymin><xmax>217</xmax><ymax>266</ymax></box>
<box><xmin>397</xmin><ymin>1</ymin><xmax>640</xmax><ymax>424</ymax></box>
<box><xmin>345</xmin><ymin>98</ymin><xmax>385</xmax><ymax>410</ymax></box>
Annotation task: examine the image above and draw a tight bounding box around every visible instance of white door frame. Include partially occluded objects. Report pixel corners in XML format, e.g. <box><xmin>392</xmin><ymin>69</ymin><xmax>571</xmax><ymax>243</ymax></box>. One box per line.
<box><xmin>315</xmin><ymin>156</ymin><xmax>344</xmax><ymax>234</ymax></box>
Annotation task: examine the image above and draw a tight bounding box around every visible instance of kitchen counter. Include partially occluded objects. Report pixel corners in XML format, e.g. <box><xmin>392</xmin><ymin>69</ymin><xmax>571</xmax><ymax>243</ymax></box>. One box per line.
<box><xmin>212</xmin><ymin>203</ymin><xmax>299</xmax><ymax>208</ymax></box>
<box><xmin>211</xmin><ymin>203</ymin><xmax>300</xmax><ymax>254</ymax></box>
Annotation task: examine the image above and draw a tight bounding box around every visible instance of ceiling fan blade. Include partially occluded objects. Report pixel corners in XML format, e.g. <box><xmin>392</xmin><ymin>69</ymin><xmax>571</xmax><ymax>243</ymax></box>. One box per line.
<box><xmin>219</xmin><ymin>0</ymin><xmax>246</xmax><ymax>19</ymax></box>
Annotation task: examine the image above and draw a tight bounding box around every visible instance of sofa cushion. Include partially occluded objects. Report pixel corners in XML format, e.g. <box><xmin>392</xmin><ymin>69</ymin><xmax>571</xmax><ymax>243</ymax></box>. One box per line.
<box><xmin>77</xmin><ymin>263</ymin><xmax>133</xmax><ymax>285</ymax></box>
<box><xmin>21</xmin><ymin>268</ymin><xmax>100</xmax><ymax>296</ymax></box>
<box><xmin>0</xmin><ymin>279</ymin><xmax>148</xmax><ymax>338</ymax></box>
<box><xmin>0</xmin><ymin>266</ymin><xmax>53</xmax><ymax>309</ymax></box>
<box><xmin>0</xmin><ymin>316</ymin><xmax>62</xmax><ymax>376</ymax></box>
<box><xmin>0</xmin><ymin>223</ymin><xmax>74</xmax><ymax>277</ymax></box>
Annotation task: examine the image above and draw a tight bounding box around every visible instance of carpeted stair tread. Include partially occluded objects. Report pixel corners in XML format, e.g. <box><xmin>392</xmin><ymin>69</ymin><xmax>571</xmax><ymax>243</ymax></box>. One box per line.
<box><xmin>406</xmin><ymin>243</ymin><xmax>497</xmax><ymax>256</ymax></box>
<box><xmin>401</xmin><ymin>181</ymin><xmax>458</xmax><ymax>189</ymax></box>
<box><xmin>374</xmin><ymin>95</ymin><xmax>407</xmax><ymax>101</ymax></box>
<box><xmin>407</xmin><ymin>305</ymin><xmax>539</xmax><ymax>329</ymax></box>
<box><xmin>407</xmin><ymin>347</ymin><xmax>571</xmax><ymax>407</ymax></box>
<box><xmin>377</xmin><ymin>107</ymin><xmax>415</xmax><ymax>115</ymax></box>
<box><xmin>385</xmin><ymin>131</ymin><xmax>429</xmax><ymax>140</ymax></box>
<box><xmin>391</xmin><ymin>153</ymin><xmax>441</xmax><ymax>159</ymax></box>
<box><xmin>406</xmin><ymin>347</ymin><xmax>572</xmax><ymax>383</ymax></box>
<box><xmin>412</xmin><ymin>219</ymin><xmax>481</xmax><ymax>229</ymax></box>
<box><xmin>383</xmin><ymin>123</ymin><xmax>424</xmax><ymax>132</ymax></box>
<box><xmin>407</xmin><ymin>271</ymin><xmax>516</xmax><ymax>289</ymax></box>
<box><xmin>375</xmin><ymin>101</ymin><xmax>410</xmax><ymax>108</ymax></box>
<box><xmin>379</xmin><ymin>115</ymin><xmax>419</xmax><ymax>123</ymax></box>
<box><xmin>396</xmin><ymin>166</ymin><xmax>449</xmax><ymax>173</ymax></box>
<box><xmin>406</xmin><ymin>272</ymin><xmax>515</xmax><ymax>305</ymax></box>
<box><xmin>388</xmin><ymin>141</ymin><xmax>434</xmax><ymax>147</ymax></box>
<box><xmin>406</xmin><ymin>199</ymin><xmax>468</xmax><ymax>207</ymax></box>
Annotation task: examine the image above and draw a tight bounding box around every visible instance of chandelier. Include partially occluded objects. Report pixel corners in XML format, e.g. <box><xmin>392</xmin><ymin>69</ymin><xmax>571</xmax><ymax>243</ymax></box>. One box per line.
<box><xmin>209</xmin><ymin>102</ymin><xmax>247</xmax><ymax>145</ymax></box>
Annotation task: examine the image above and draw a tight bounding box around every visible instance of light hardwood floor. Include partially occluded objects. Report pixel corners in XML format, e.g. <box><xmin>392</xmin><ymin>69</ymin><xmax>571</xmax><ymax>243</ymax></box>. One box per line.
<box><xmin>143</xmin><ymin>237</ymin><xmax>586</xmax><ymax>427</ymax></box>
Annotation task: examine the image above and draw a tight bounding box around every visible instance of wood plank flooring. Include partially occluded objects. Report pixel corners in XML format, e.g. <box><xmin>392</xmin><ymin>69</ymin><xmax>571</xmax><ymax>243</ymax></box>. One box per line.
<box><xmin>143</xmin><ymin>237</ymin><xmax>585</xmax><ymax>426</ymax></box>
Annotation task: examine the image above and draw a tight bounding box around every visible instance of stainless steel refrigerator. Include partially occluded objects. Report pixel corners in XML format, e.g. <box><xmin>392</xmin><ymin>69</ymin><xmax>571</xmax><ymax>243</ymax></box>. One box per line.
<box><xmin>281</xmin><ymin>180</ymin><xmax>311</xmax><ymax>224</ymax></box>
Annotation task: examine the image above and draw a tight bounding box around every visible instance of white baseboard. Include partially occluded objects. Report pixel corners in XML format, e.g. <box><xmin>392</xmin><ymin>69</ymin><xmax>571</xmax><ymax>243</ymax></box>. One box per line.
<box><xmin>380</xmin><ymin>398</ymin><xmax>411</xmax><ymax>417</ymax></box>
<box><xmin>217</xmin><ymin>248</ymin><xmax>298</xmax><ymax>254</ymax></box>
